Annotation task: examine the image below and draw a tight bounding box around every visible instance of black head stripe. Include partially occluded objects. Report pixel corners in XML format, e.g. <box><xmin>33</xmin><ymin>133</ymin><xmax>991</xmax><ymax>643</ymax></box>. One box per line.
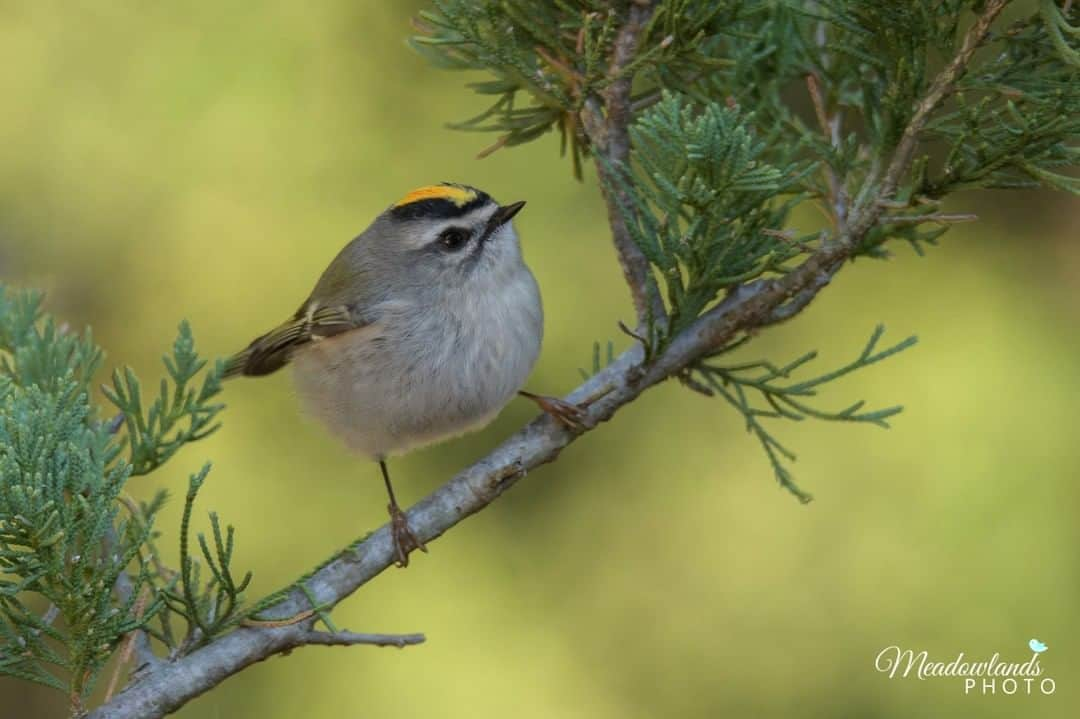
<box><xmin>389</xmin><ymin>187</ymin><xmax>492</xmax><ymax>221</ymax></box>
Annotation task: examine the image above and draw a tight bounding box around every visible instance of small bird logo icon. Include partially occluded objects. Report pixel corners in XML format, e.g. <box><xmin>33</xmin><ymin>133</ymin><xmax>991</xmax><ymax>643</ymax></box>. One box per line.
<box><xmin>1029</xmin><ymin>638</ymin><xmax>1048</xmax><ymax>653</ymax></box>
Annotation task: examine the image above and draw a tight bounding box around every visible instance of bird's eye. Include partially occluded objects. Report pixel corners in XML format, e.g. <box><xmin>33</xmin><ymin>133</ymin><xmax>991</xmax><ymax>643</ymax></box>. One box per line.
<box><xmin>438</xmin><ymin>227</ymin><xmax>470</xmax><ymax>251</ymax></box>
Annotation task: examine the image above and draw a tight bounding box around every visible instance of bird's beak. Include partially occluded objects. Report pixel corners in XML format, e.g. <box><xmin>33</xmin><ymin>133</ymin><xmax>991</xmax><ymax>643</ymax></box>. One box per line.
<box><xmin>491</xmin><ymin>200</ymin><xmax>526</xmax><ymax>228</ymax></box>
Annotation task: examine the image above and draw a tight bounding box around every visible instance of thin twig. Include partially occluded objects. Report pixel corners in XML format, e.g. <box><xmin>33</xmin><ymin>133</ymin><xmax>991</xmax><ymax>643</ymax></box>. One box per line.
<box><xmin>40</xmin><ymin>604</ymin><xmax>59</xmax><ymax>629</ymax></box>
<box><xmin>294</xmin><ymin>630</ymin><xmax>426</xmax><ymax>649</ymax></box>
<box><xmin>104</xmin><ymin>588</ymin><xmax>150</xmax><ymax>702</ymax></box>
<box><xmin>806</xmin><ymin>74</ymin><xmax>830</xmax><ymax>138</ymax></box>
<box><xmin>104</xmin><ymin>526</ymin><xmax>160</xmax><ymax>677</ymax></box>
<box><xmin>617</xmin><ymin>319</ymin><xmax>648</xmax><ymax>345</ymax></box>
<box><xmin>881</xmin><ymin>213</ymin><xmax>978</xmax><ymax>225</ymax></box>
<box><xmin>852</xmin><ymin>0</ymin><xmax>1011</xmax><ymax>236</ymax></box>
<box><xmin>117</xmin><ymin>496</ymin><xmax>176</xmax><ymax>584</ymax></box>
<box><xmin>106</xmin><ymin>412</ymin><xmax>125</xmax><ymax>435</ymax></box>
<box><xmin>808</xmin><ymin>11</ymin><xmax>850</xmax><ymax>233</ymax></box>
<box><xmin>240</xmin><ymin>609</ymin><xmax>317</xmax><ymax>628</ymax></box>
<box><xmin>475</xmin><ymin>133</ymin><xmax>510</xmax><ymax>159</ymax></box>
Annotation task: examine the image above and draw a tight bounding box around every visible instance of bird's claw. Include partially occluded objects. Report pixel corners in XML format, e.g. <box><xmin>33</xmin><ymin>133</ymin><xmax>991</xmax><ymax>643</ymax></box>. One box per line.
<box><xmin>388</xmin><ymin>504</ymin><xmax>427</xmax><ymax>568</ymax></box>
<box><xmin>523</xmin><ymin>392</ymin><xmax>586</xmax><ymax>430</ymax></box>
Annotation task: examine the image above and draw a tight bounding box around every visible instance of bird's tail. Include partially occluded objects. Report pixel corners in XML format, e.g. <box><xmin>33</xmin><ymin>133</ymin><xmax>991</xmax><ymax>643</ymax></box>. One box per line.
<box><xmin>222</xmin><ymin>348</ymin><xmax>253</xmax><ymax>379</ymax></box>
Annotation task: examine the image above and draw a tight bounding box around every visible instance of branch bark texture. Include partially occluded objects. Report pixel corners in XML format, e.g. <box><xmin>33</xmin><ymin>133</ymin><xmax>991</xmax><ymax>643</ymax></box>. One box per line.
<box><xmin>587</xmin><ymin>0</ymin><xmax>668</xmax><ymax>326</ymax></box>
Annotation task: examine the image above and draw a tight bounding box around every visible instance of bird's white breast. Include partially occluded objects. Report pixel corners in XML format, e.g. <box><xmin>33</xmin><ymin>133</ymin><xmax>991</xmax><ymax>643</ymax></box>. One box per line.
<box><xmin>291</xmin><ymin>267</ymin><xmax>542</xmax><ymax>459</ymax></box>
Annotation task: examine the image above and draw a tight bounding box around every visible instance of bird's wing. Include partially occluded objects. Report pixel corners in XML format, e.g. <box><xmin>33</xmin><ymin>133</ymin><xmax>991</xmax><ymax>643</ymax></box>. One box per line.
<box><xmin>224</xmin><ymin>302</ymin><xmax>359</xmax><ymax>378</ymax></box>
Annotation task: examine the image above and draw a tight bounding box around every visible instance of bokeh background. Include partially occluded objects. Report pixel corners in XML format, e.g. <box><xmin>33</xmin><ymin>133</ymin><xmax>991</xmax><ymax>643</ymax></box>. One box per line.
<box><xmin>2</xmin><ymin>2</ymin><xmax>1077</xmax><ymax>717</ymax></box>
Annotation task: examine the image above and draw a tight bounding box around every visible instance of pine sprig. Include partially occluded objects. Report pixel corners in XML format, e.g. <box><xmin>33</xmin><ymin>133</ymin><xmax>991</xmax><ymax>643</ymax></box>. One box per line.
<box><xmin>690</xmin><ymin>326</ymin><xmax>917</xmax><ymax>501</ymax></box>
<box><xmin>0</xmin><ymin>288</ymin><xmax>103</xmax><ymax>396</ymax></box>
<box><xmin>0</xmin><ymin>285</ymin><xmax>252</xmax><ymax>707</ymax></box>
<box><xmin>0</xmin><ymin>286</ymin><xmax>163</xmax><ymax>704</ymax></box>
<box><xmin>160</xmin><ymin>465</ymin><xmax>252</xmax><ymax>653</ymax></box>
<box><xmin>578</xmin><ymin>338</ymin><xmax>617</xmax><ymax>380</ymax></box>
<box><xmin>103</xmin><ymin>322</ymin><xmax>225</xmax><ymax>476</ymax></box>
<box><xmin>918</xmin><ymin>8</ymin><xmax>1080</xmax><ymax>197</ymax></box>
<box><xmin>609</xmin><ymin>92</ymin><xmax>816</xmax><ymax>337</ymax></box>
<box><xmin>411</xmin><ymin>1</ymin><xmax>586</xmax><ymax>164</ymax></box>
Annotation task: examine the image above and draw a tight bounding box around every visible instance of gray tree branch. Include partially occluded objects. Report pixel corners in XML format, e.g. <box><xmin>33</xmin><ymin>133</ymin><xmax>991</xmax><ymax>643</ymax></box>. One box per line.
<box><xmin>87</xmin><ymin>4</ymin><xmax>1008</xmax><ymax>717</ymax></box>
<box><xmin>585</xmin><ymin>0</ymin><xmax>667</xmax><ymax>327</ymax></box>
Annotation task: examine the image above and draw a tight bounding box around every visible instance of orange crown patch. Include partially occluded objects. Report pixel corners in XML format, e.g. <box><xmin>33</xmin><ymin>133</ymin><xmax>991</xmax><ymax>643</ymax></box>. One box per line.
<box><xmin>393</xmin><ymin>184</ymin><xmax>478</xmax><ymax>208</ymax></box>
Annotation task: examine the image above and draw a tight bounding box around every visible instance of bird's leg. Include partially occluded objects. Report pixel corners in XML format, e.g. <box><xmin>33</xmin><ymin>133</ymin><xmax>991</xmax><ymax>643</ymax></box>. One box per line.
<box><xmin>379</xmin><ymin>460</ymin><xmax>427</xmax><ymax>568</ymax></box>
<box><xmin>518</xmin><ymin>386</ymin><xmax>612</xmax><ymax>431</ymax></box>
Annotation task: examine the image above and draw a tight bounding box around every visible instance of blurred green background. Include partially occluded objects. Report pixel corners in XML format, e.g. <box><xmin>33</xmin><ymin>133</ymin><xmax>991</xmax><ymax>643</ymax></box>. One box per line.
<box><xmin>2</xmin><ymin>2</ymin><xmax>1077</xmax><ymax>717</ymax></box>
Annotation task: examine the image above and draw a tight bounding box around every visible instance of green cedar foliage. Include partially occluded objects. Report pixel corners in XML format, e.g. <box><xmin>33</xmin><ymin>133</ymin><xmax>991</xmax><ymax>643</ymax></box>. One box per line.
<box><xmin>414</xmin><ymin>0</ymin><xmax>1078</xmax><ymax>497</ymax></box>
<box><xmin>0</xmin><ymin>287</ymin><xmax>245</xmax><ymax>705</ymax></box>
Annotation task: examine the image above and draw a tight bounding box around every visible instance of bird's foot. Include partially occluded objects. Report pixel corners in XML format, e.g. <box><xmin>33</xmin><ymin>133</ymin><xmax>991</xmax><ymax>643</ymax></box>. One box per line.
<box><xmin>388</xmin><ymin>503</ymin><xmax>427</xmax><ymax>568</ymax></box>
<box><xmin>519</xmin><ymin>390</ymin><xmax>586</xmax><ymax>430</ymax></box>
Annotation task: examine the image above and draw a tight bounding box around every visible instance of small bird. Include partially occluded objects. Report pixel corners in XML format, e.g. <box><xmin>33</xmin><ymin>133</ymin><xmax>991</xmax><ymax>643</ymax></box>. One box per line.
<box><xmin>224</xmin><ymin>183</ymin><xmax>578</xmax><ymax>566</ymax></box>
<box><xmin>1029</xmin><ymin>638</ymin><xmax>1048</xmax><ymax>653</ymax></box>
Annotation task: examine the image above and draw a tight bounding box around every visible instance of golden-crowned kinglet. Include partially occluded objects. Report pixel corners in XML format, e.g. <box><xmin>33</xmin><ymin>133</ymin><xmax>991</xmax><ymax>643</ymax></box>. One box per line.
<box><xmin>225</xmin><ymin>183</ymin><xmax>574</xmax><ymax>566</ymax></box>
